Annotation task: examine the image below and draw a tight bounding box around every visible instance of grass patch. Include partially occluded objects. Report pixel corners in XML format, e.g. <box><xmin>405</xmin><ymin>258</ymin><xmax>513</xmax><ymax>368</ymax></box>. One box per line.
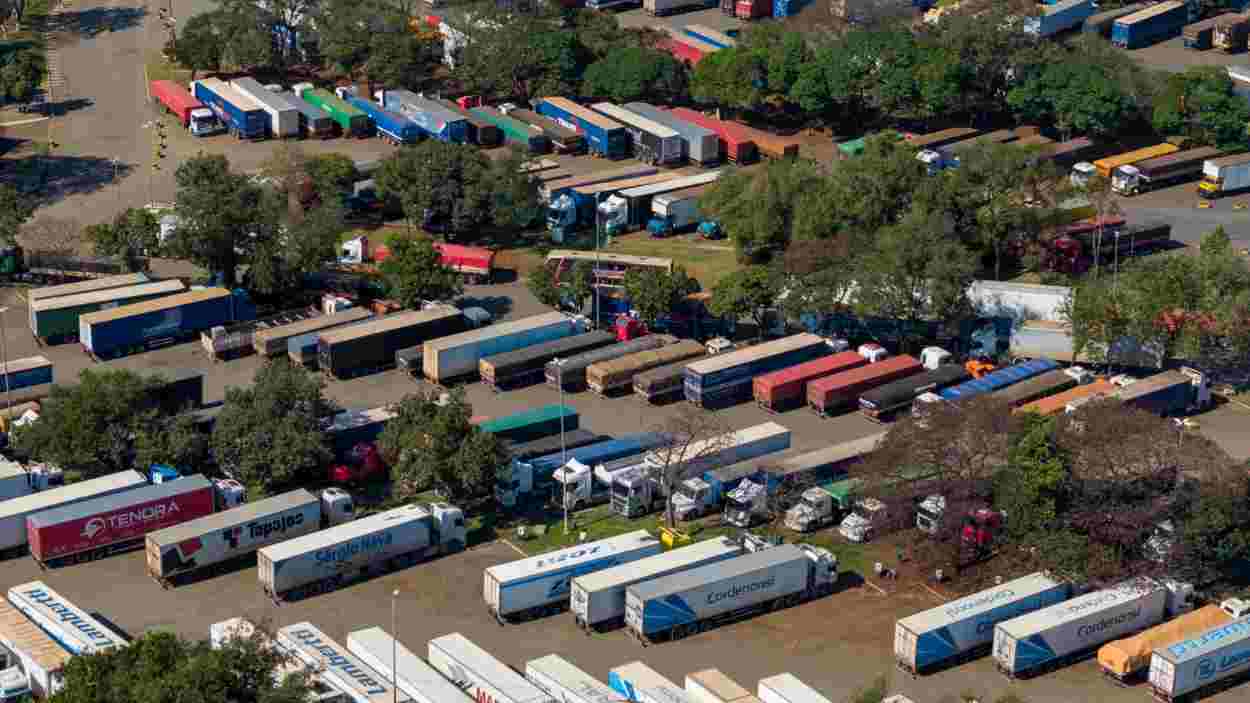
<box><xmin>511</xmin><ymin>503</ymin><xmax>655</xmax><ymax>555</ymax></box>
<box><xmin>144</xmin><ymin>49</ymin><xmax>191</xmax><ymax>85</ymax></box>
<box><xmin>605</xmin><ymin>233</ymin><xmax>741</xmax><ymax>290</ymax></box>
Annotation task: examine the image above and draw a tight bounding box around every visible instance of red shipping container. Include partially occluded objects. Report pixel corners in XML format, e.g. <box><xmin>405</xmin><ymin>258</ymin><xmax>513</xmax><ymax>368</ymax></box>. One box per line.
<box><xmin>150</xmin><ymin>80</ymin><xmax>205</xmax><ymax>127</ymax></box>
<box><xmin>668</xmin><ymin>107</ymin><xmax>759</xmax><ymax>164</ymax></box>
<box><xmin>754</xmin><ymin>351</ymin><xmax>868</xmax><ymax>411</ymax></box>
<box><xmin>808</xmin><ymin>355</ymin><xmax>923</xmax><ymax>416</ymax></box>
<box><xmin>26</xmin><ymin>477</ymin><xmax>215</xmax><ymax>564</ymax></box>
<box><xmin>736</xmin><ymin>0</ymin><xmax>772</xmax><ymax>18</ymax></box>
<box><xmin>658</xmin><ymin>37</ymin><xmax>705</xmax><ymax>65</ymax></box>
<box><xmin>434</xmin><ymin>242</ymin><xmax>495</xmax><ymax>281</ymax></box>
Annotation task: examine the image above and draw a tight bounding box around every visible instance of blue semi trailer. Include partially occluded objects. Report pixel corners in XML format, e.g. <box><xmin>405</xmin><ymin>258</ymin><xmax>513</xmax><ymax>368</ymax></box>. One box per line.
<box><xmin>536</xmin><ymin>96</ymin><xmax>629</xmax><ymax>159</ymax></box>
<box><xmin>345</xmin><ymin>96</ymin><xmax>421</xmax><ymax>144</ymax></box>
<box><xmin>379</xmin><ymin>90</ymin><xmax>469</xmax><ymax>143</ymax></box>
<box><xmin>79</xmin><ymin>288</ymin><xmax>256</xmax><ymax>359</ymax></box>
<box><xmin>190</xmin><ymin>78</ymin><xmax>267</xmax><ymax>140</ymax></box>
<box><xmin>1024</xmin><ymin>0</ymin><xmax>1095</xmax><ymax>37</ymax></box>
<box><xmin>1112</xmin><ymin>0</ymin><xmax>1189</xmax><ymax>48</ymax></box>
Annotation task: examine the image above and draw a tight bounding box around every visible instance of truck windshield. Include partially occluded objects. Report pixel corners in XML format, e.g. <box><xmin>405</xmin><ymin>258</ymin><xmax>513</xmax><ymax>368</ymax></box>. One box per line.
<box><xmin>676</xmin><ymin>484</ymin><xmax>699</xmax><ymax>501</ymax></box>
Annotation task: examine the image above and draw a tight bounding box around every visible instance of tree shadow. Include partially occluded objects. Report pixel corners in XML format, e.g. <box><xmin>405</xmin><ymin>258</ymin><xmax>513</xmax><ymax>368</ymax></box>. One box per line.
<box><xmin>46</xmin><ymin>96</ymin><xmax>94</xmax><ymax>115</ymax></box>
<box><xmin>0</xmin><ymin>153</ymin><xmax>132</xmax><ymax>207</ymax></box>
<box><xmin>41</xmin><ymin>6</ymin><xmax>148</xmax><ymax>38</ymax></box>
<box><xmin>456</xmin><ymin>294</ymin><xmax>513</xmax><ymax>318</ymax></box>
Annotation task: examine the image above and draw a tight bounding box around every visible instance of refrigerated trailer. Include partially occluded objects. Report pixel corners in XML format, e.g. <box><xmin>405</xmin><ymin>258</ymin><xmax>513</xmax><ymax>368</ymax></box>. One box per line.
<box><xmin>1198</xmin><ymin>152</ymin><xmax>1250</xmax><ymax>198</ymax></box>
<box><xmin>0</xmin><ymin>596</ymin><xmax>70</xmax><ymax>699</ymax></box>
<box><xmin>428</xmin><ymin>633</ymin><xmax>555</xmax><ymax>703</ymax></box>
<box><xmin>756</xmin><ymin>675</ymin><xmax>830</xmax><ymax>703</ymax></box>
<box><xmin>424</xmin><ymin>312</ymin><xmax>578</xmax><ymax>383</ymax></box>
<box><xmin>278</xmin><ymin>622</ymin><xmax>410</xmax><ymax>703</ymax></box>
<box><xmin>347</xmin><ymin>627</ymin><xmax>472</xmax><ymax>703</ymax></box>
<box><xmin>7</xmin><ymin>581</ymin><xmax>126</xmax><ymax>654</ymax></box>
<box><xmin>686</xmin><ymin>670</ymin><xmax>759</xmax><ymax>703</ymax></box>
<box><xmin>993</xmin><ymin>576</ymin><xmax>1167</xmax><ymax>678</ymax></box>
<box><xmin>1149</xmin><ymin>616</ymin><xmax>1250</xmax><ymax>702</ymax></box>
<box><xmin>526</xmin><ymin>655</ymin><xmax>624</xmax><ymax>703</ymax></box>
<box><xmin>571</xmin><ymin>537</ymin><xmax>744</xmax><ymax>631</ymax></box>
<box><xmin>609</xmin><ymin>661</ymin><xmax>692</xmax><ymax>703</ymax></box>
<box><xmin>483</xmin><ymin>529</ymin><xmax>663</xmax><ymax>622</ymax></box>
<box><xmin>623</xmin><ymin>103</ymin><xmax>719</xmax><ymax>165</ymax></box>
<box><xmin>894</xmin><ymin>572</ymin><xmax>1070</xmax><ymax>675</ymax></box>
<box><xmin>592</xmin><ymin>103</ymin><xmax>683</xmax><ymax>165</ymax></box>
<box><xmin>0</xmin><ymin>470</ymin><xmax>148</xmax><ymax>556</ymax></box>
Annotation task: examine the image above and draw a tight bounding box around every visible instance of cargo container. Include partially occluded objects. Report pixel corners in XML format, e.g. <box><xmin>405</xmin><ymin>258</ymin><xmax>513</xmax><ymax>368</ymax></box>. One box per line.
<box><xmin>288</xmin><ymin>93</ymin><xmax>335</xmax><ymax>138</ymax></box>
<box><xmin>319</xmin><ymin>306</ymin><xmax>466</xmax><ymax>379</ymax></box>
<box><xmin>623</xmin><ymin>103</ymin><xmax>718</xmax><ymax>165</ymax></box>
<box><xmin>27</xmin><ymin>475</ymin><xmax>215</xmax><ymax>566</ymax></box>
<box><xmin>666</xmin><ymin>108</ymin><xmax>756</xmax><ymax>163</ymax></box>
<box><xmin>894</xmin><ymin>572</ymin><xmax>1070</xmax><ymax>674</ymax></box>
<box><xmin>79</xmin><ymin>288</ymin><xmax>254</xmax><ymax>358</ymax></box>
<box><xmin>510</xmin><ymin>108</ymin><xmax>585</xmax><ymax>153</ymax></box>
<box><xmin>191</xmin><ymin>78</ymin><xmax>268</xmax><ymax>139</ymax></box>
<box><xmin>938</xmin><ymin>358</ymin><xmax>1061</xmax><ymax>403</ymax></box>
<box><xmin>727</xmin><ymin>122</ymin><xmax>798</xmax><ymax>160</ymax></box>
<box><xmin>499</xmin><ymin>432</ymin><xmax>670</xmax><ymax>507</ymax></box>
<box><xmin>298</xmin><ymin>87</ymin><xmax>370</xmax><ymax>137</ymax></box>
<box><xmin>587</xmin><ymin>340</ymin><xmax>704</xmax><ymax>396</ymax></box>
<box><xmin>278</xmin><ymin>622</ymin><xmax>411</xmax><ymax>703</ymax></box>
<box><xmin>428</xmin><ymin>634</ymin><xmax>555</xmax><ymax>703</ymax></box>
<box><xmin>1214</xmin><ymin>12</ymin><xmax>1250</xmax><ymax>51</ymax></box>
<box><xmin>150</xmin><ymin>80</ymin><xmax>221</xmax><ymax>136</ymax></box>
<box><xmin>481</xmin><ymin>331</ymin><xmax>617</xmax><ymax>389</ymax></box>
<box><xmin>471</xmin><ymin>107</ymin><xmax>550</xmax><ymax>153</ymax></box>
<box><xmin>437</xmin><ymin>99</ymin><xmax>502</xmax><ymax>147</ymax></box>
<box><xmin>571</xmin><ymin>537</ymin><xmax>743</xmax><ymax>630</ymax></box>
<box><xmin>504</xmin><ymin>430</ymin><xmax>606</xmax><ymax>461</ymax></box>
<box><xmin>380</xmin><ymin>90</ymin><xmax>469</xmax><ymax>143</ymax></box>
<box><xmin>434</xmin><ymin>242</ymin><xmax>495</xmax><ymax>283</ymax></box>
<box><xmin>479</xmin><ymin>405</ymin><xmax>579</xmax><ymax>444</ymax></box>
<box><xmin>7</xmin><ymin>581</ymin><xmax>126</xmax><ymax>654</ymax></box>
<box><xmin>1093</xmin><ymin>143</ymin><xmax>1181</xmax><ymax>179</ymax></box>
<box><xmin>1024</xmin><ymin>0</ymin><xmax>1095</xmax><ymax>37</ymax></box>
<box><xmin>906</xmin><ymin>128</ymin><xmax>980</xmax><ymax>150</ymax></box>
<box><xmin>542</xmin><ymin>164</ymin><xmax>663</xmax><ymax>204</ymax></box>
<box><xmin>858</xmin><ymin>365</ymin><xmax>970</xmax><ymax>420</ymax></box>
<box><xmin>29</xmin><ymin>278</ymin><xmax>185</xmax><ymax>340</ymax></box>
<box><xmin>754</xmin><ymin>351</ymin><xmax>869</xmax><ymax>412</ymax></box>
<box><xmin>685</xmin><ymin>334</ymin><xmax>829</xmax><ymax>409</ymax></box>
<box><xmin>591</xmin><ymin>103</ymin><xmax>683</xmax><ymax>165</ymax></box>
<box><xmin>992</xmin><ymin>368</ymin><xmax>1086</xmax><ymax>408</ymax></box>
<box><xmin>602</xmin><ymin>171</ymin><xmax>724</xmax><ymax>232</ymax></box>
<box><xmin>1199</xmin><ymin>152</ymin><xmax>1250</xmax><ymax>197</ymax></box>
<box><xmin>757</xmin><ymin>675</ymin><xmax>830</xmax><ymax>703</ymax></box>
<box><xmin>28</xmin><ymin>272</ymin><xmax>149</xmax><ymax>304</ymax></box>
<box><xmin>484</xmin><ymin>529</ymin><xmax>662</xmax><ymax>621</ymax></box>
<box><xmin>0</xmin><ymin>461</ymin><xmax>62</xmax><ymax>503</ymax></box>
<box><xmin>1098</xmin><ymin>604</ymin><xmax>1231</xmax><ymax>681</ymax></box>
<box><xmin>1113</xmin><ymin>1</ymin><xmax>1189</xmax><ymax>49</ymax></box>
<box><xmin>1114</xmin><ymin>368</ymin><xmax>1208</xmax><ymax>416</ymax></box>
<box><xmin>1112</xmin><ymin>146</ymin><xmax>1222</xmax><ymax>195</ymax></box>
<box><xmin>230</xmin><ymin>77</ymin><xmax>300</xmax><ymax>138</ymax></box>
<box><xmin>1149</xmin><ymin>616</ymin><xmax>1250</xmax><ymax>701</ymax></box>
<box><xmin>609</xmin><ymin>662</ymin><xmax>691</xmax><ymax>703</ymax></box>
<box><xmin>548</xmin><ymin>336</ymin><xmax>670</xmax><ymax>391</ymax></box>
<box><xmin>347</xmin><ymin>96</ymin><xmax>421</xmax><ymax>144</ymax></box>
<box><xmin>347</xmin><ymin>628</ymin><xmax>471</xmax><ymax>703</ymax></box>
<box><xmin>526</xmin><ymin>655</ymin><xmax>624</xmax><ymax>703</ymax></box>
<box><xmin>1015</xmin><ymin>378</ymin><xmax>1115</xmax><ymax>416</ymax></box>
<box><xmin>685</xmin><ymin>670</ymin><xmax>758</xmax><ymax>703</ymax></box>
<box><xmin>993</xmin><ymin>577</ymin><xmax>1167</xmax><ymax>678</ymax></box>
<box><xmin>808</xmin><ymin>355</ymin><xmax>923</xmax><ymax>417</ymax></box>
<box><xmin>683</xmin><ymin>24</ymin><xmax>737</xmax><ymax>48</ymax></box>
<box><xmin>424</xmin><ymin>311</ymin><xmax>577</xmax><ymax>383</ymax></box>
<box><xmin>536</xmin><ymin>97</ymin><xmax>630</xmax><ymax>159</ymax></box>
<box><xmin>624</xmin><ymin>544</ymin><xmax>836</xmax><ymax>641</ymax></box>
<box><xmin>253</xmin><ymin>307</ymin><xmax>372</xmax><ymax>357</ymax></box>
<box><xmin>145</xmin><ymin>489</ymin><xmax>320</xmax><ymax>586</ymax></box>
<box><xmin>0</xmin><ymin>596</ymin><xmax>70</xmax><ymax>699</ymax></box>
<box><xmin>0</xmin><ymin>356</ymin><xmax>52</xmax><ymax>394</ymax></box>
<box><xmin>258</xmin><ymin>502</ymin><xmax>465</xmax><ymax>600</ymax></box>
<box><xmin>0</xmin><ymin>470</ymin><xmax>148</xmax><ymax>555</ymax></box>
<box><xmin>1083</xmin><ymin>2</ymin><xmax>1147</xmax><ymax>35</ymax></box>
<box><xmin>634</xmin><ymin>355</ymin><xmax>706</xmax><ymax>402</ymax></box>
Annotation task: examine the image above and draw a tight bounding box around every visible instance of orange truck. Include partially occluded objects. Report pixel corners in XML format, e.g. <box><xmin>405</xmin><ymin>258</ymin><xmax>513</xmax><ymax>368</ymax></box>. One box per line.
<box><xmin>1015</xmin><ymin>378</ymin><xmax>1115</xmax><ymax>416</ymax></box>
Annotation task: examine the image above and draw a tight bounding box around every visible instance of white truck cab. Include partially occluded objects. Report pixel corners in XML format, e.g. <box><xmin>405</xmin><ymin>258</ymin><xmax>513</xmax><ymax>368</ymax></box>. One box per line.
<box><xmin>920</xmin><ymin>346</ymin><xmax>951</xmax><ymax>370</ymax></box>
<box><xmin>319</xmin><ymin>487</ymin><xmax>355</xmax><ymax>526</ymax></box>
<box><xmin>838</xmin><ymin>498</ymin><xmax>887</xmax><ymax>543</ymax></box>
<box><xmin>188</xmin><ymin>107</ymin><xmax>223</xmax><ymax>137</ymax></box>
<box><xmin>1070</xmin><ymin>161</ymin><xmax>1097</xmax><ymax>188</ymax></box>
<box><xmin>858</xmin><ymin>343</ymin><xmax>889</xmax><ymax>363</ymax></box>
<box><xmin>1111</xmin><ymin>164</ymin><xmax>1142</xmax><ymax>195</ymax></box>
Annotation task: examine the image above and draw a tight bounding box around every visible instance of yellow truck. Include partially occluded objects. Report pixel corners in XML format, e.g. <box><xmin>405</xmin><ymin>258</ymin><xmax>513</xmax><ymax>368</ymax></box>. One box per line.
<box><xmin>1092</xmin><ymin>143</ymin><xmax>1180</xmax><ymax>179</ymax></box>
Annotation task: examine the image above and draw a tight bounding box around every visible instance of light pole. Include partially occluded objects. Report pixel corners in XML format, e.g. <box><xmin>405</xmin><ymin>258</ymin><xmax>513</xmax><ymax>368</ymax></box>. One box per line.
<box><xmin>554</xmin><ymin>359</ymin><xmax>568</xmax><ymax>534</ymax></box>
<box><xmin>0</xmin><ymin>307</ymin><xmax>11</xmax><ymax>421</ymax></box>
<box><xmin>391</xmin><ymin>589</ymin><xmax>399</xmax><ymax>703</ymax></box>
<box><xmin>594</xmin><ymin>193</ymin><xmax>604</xmax><ymax>329</ymax></box>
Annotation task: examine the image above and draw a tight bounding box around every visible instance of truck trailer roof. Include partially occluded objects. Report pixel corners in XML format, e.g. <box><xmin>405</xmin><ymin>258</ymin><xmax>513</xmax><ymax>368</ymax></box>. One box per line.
<box><xmin>0</xmin><ymin>598</ymin><xmax>71</xmax><ymax>673</ymax></box>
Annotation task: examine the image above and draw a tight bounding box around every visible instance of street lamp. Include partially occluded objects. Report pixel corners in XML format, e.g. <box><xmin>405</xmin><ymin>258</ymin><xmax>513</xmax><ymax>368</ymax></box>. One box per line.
<box><xmin>391</xmin><ymin>589</ymin><xmax>399</xmax><ymax>703</ymax></box>
<box><xmin>553</xmin><ymin>358</ymin><xmax>568</xmax><ymax>534</ymax></box>
<box><xmin>0</xmin><ymin>307</ymin><xmax>11</xmax><ymax>421</ymax></box>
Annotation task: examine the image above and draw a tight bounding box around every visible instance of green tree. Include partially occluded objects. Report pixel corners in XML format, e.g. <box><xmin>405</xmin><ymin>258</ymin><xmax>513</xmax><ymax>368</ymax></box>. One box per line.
<box><xmin>0</xmin><ymin>42</ymin><xmax>44</xmax><ymax>102</ymax></box>
<box><xmin>170</xmin><ymin>153</ymin><xmax>276</xmax><ymax>287</ymax></box>
<box><xmin>996</xmin><ymin>413</ymin><xmax>1069</xmax><ymax>539</ymax></box>
<box><xmin>133</xmin><ymin>414</ymin><xmax>211</xmax><ymax>473</ymax></box>
<box><xmin>564</xmin><ymin>261</ymin><xmax>595</xmax><ymax>313</ymax></box>
<box><xmin>709</xmin><ymin>266</ymin><xmax>779</xmax><ymax>337</ymax></box>
<box><xmin>699</xmin><ymin>160</ymin><xmax>831</xmax><ymax>262</ymax></box>
<box><xmin>950</xmin><ymin>141</ymin><xmax>1052</xmax><ymax>280</ymax></box>
<box><xmin>377</xmin><ymin>390</ymin><xmax>505</xmax><ymax>501</ymax></box>
<box><xmin>1153</xmin><ymin>67</ymin><xmax>1250</xmax><ymax>148</ymax></box>
<box><xmin>172</xmin><ymin>12</ymin><xmax>223</xmax><ymax>80</ymax></box>
<box><xmin>451</xmin><ymin>7</ymin><xmax>580</xmax><ymax>102</ymax></box>
<box><xmin>777</xmin><ymin>237</ymin><xmax>856</xmax><ymax>327</ymax></box>
<box><xmin>366</xmin><ymin>16</ymin><xmax>441</xmax><ymax>92</ymax></box>
<box><xmin>483</xmin><ymin>148</ymin><xmax>542</xmax><ymax>230</ymax></box>
<box><xmin>279</xmin><ymin>199</ymin><xmax>346</xmax><ymax>289</ymax></box>
<box><xmin>315</xmin><ymin>0</ymin><xmax>374</xmax><ymax>73</ymax></box>
<box><xmin>85</xmin><ymin>207</ymin><xmax>159</xmax><ymax>271</ymax></box>
<box><xmin>1007</xmin><ymin>60</ymin><xmax>1137</xmax><ymax>138</ymax></box>
<box><xmin>527</xmin><ymin>263</ymin><xmax>562</xmax><ymax>309</ymax></box>
<box><xmin>0</xmin><ymin>182</ymin><xmax>37</xmax><ymax>244</ymax></box>
<box><xmin>582</xmin><ymin>46</ymin><xmax>687</xmax><ymax>103</ymax></box>
<box><xmin>690</xmin><ymin>46</ymin><xmax>767</xmax><ymax>112</ymax></box>
<box><xmin>219</xmin><ymin>6</ymin><xmax>274</xmax><ymax>70</ymax></box>
<box><xmin>374</xmin><ymin>142</ymin><xmax>492</xmax><ymax>237</ymax></box>
<box><xmin>623</xmin><ymin>266</ymin><xmax>700</xmax><ymax>328</ymax></box>
<box><xmin>379</xmin><ymin>235</ymin><xmax>464</xmax><ymax>308</ymax></box>
<box><xmin>211</xmin><ymin>360</ymin><xmax>333</xmax><ymax>494</ymax></box>
<box><xmin>13</xmin><ymin>369</ymin><xmax>161</xmax><ymax>477</ymax></box>
<box><xmin>305</xmin><ymin>153</ymin><xmax>359</xmax><ymax>203</ymax></box>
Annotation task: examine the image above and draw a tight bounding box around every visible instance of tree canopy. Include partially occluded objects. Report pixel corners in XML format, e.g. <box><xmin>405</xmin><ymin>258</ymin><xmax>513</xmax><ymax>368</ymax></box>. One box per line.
<box><xmin>380</xmin><ymin>235</ymin><xmax>464</xmax><ymax>307</ymax></box>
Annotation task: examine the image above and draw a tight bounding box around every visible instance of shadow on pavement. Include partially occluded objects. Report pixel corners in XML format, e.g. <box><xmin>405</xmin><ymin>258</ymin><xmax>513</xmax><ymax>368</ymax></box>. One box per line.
<box><xmin>42</xmin><ymin>6</ymin><xmax>147</xmax><ymax>37</ymax></box>
<box><xmin>457</xmin><ymin>294</ymin><xmax>513</xmax><ymax>319</ymax></box>
<box><xmin>0</xmin><ymin>153</ymin><xmax>132</xmax><ymax>207</ymax></box>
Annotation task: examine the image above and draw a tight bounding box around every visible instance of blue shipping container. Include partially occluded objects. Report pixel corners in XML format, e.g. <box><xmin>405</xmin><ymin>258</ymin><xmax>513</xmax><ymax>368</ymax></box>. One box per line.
<box><xmin>191</xmin><ymin>79</ymin><xmax>267</xmax><ymax>139</ymax></box>
<box><xmin>1024</xmin><ymin>0</ymin><xmax>1095</xmax><ymax>37</ymax></box>
<box><xmin>381</xmin><ymin>90</ymin><xmax>468</xmax><ymax>144</ymax></box>
<box><xmin>1112</xmin><ymin>0</ymin><xmax>1189</xmax><ymax>48</ymax></box>
<box><xmin>0</xmin><ymin>356</ymin><xmax>53</xmax><ymax>391</ymax></box>
<box><xmin>345</xmin><ymin>97</ymin><xmax>420</xmax><ymax>144</ymax></box>
<box><xmin>81</xmin><ymin>288</ymin><xmax>254</xmax><ymax>357</ymax></box>
<box><xmin>536</xmin><ymin>98</ymin><xmax>629</xmax><ymax>160</ymax></box>
<box><xmin>938</xmin><ymin>359</ymin><xmax>1060</xmax><ymax>403</ymax></box>
<box><xmin>682</xmin><ymin>28</ymin><xmax>730</xmax><ymax>49</ymax></box>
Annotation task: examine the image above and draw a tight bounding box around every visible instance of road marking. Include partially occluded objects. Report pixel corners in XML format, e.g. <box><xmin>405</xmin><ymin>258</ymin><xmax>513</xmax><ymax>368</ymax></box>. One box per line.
<box><xmin>0</xmin><ymin>117</ymin><xmax>50</xmax><ymax>128</ymax></box>
<box><xmin>500</xmin><ymin>537</ymin><xmax>528</xmax><ymax>557</ymax></box>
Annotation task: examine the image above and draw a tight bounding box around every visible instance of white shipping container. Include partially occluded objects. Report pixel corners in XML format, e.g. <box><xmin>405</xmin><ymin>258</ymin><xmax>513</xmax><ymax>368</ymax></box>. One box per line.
<box><xmin>608</xmin><ymin>661</ymin><xmax>691</xmax><ymax>703</ymax></box>
<box><xmin>0</xmin><ymin>470</ymin><xmax>147</xmax><ymax>552</ymax></box>
<box><xmin>485</xmin><ymin>529</ymin><xmax>662</xmax><ymax>620</ymax></box>
<box><xmin>347</xmin><ymin>627</ymin><xmax>472</xmax><ymax>703</ymax></box>
<box><xmin>1148</xmin><ymin>616</ymin><xmax>1250</xmax><ymax>700</ymax></box>
<box><xmin>571</xmin><ymin>537</ymin><xmax>743</xmax><ymax>629</ymax></box>
<box><xmin>428</xmin><ymin>633</ymin><xmax>554</xmax><ymax>703</ymax></box>
<box><xmin>757</xmin><ymin>674</ymin><xmax>831</xmax><ymax>703</ymax></box>
<box><xmin>146</xmin><ymin>489</ymin><xmax>321</xmax><ymax>582</ymax></box>
<box><xmin>685</xmin><ymin>670</ymin><xmax>758</xmax><ymax>703</ymax></box>
<box><xmin>644</xmin><ymin>422</ymin><xmax>790</xmax><ymax>479</ymax></box>
<box><xmin>231</xmin><ymin>77</ymin><xmax>300</xmax><ymax>138</ymax></box>
<box><xmin>7</xmin><ymin>581</ymin><xmax>126</xmax><ymax>655</ymax></box>
<box><xmin>993</xmin><ymin>577</ymin><xmax>1167</xmax><ymax>677</ymax></box>
<box><xmin>278</xmin><ymin>622</ymin><xmax>409</xmax><ymax>703</ymax></box>
<box><xmin>525</xmin><ymin>654</ymin><xmax>625</xmax><ymax>703</ymax></box>
<box><xmin>424</xmin><ymin>312</ymin><xmax>574</xmax><ymax>382</ymax></box>
<box><xmin>651</xmin><ymin>188</ymin><xmax>703</xmax><ymax>231</ymax></box>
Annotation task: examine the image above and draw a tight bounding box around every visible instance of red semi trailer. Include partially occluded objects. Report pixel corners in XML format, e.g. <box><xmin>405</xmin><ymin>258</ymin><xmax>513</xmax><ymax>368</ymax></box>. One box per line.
<box><xmin>150</xmin><ymin>80</ymin><xmax>223</xmax><ymax>136</ymax></box>
<box><xmin>808</xmin><ymin>355</ymin><xmax>923</xmax><ymax>417</ymax></box>
<box><xmin>754</xmin><ymin>350</ymin><xmax>869</xmax><ymax>412</ymax></box>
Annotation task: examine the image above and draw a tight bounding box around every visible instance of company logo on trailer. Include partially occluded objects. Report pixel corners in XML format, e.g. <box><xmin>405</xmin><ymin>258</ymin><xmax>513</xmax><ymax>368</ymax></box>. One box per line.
<box><xmin>1076</xmin><ymin>606</ymin><xmax>1141</xmax><ymax>638</ymax></box>
<box><xmin>289</xmin><ymin>628</ymin><xmax>387</xmax><ymax>694</ymax></box>
<box><xmin>707</xmin><ymin>577</ymin><xmax>775</xmax><ymax>604</ymax></box>
<box><xmin>1168</xmin><ymin>621</ymin><xmax>1250</xmax><ymax>658</ymax></box>
<box><xmin>80</xmin><ymin>500</ymin><xmax>182</xmax><ymax>538</ymax></box>
<box><xmin>21</xmin><ymin>588</ymin><xmax>115</xmax><ymax>646</ymax></box>
<box><xmin>247</xmin><ymin>512</ymin><xmax>304</xmax><ymax>542</ymax></box>
<box><xmin>536</xmin><ymin>545</ymin><xmax>602</xmax><ymax>569</ymax></box>
<box><xmin>315</xmin><ymin>531</ymin><xmax>392</xmax><ymax>565</ymax></box>
<box><xmin>946</xmin><ymin>589</ymin><xmax>1016</xmax><ymax>620</ymax></box>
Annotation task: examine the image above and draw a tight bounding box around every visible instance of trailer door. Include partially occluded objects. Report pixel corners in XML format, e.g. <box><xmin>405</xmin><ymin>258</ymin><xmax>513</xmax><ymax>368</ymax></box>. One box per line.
<box><xmin>893</xmin><ymin>624</ymin><xmax>917</xmax><ymax>668</ymax></box>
